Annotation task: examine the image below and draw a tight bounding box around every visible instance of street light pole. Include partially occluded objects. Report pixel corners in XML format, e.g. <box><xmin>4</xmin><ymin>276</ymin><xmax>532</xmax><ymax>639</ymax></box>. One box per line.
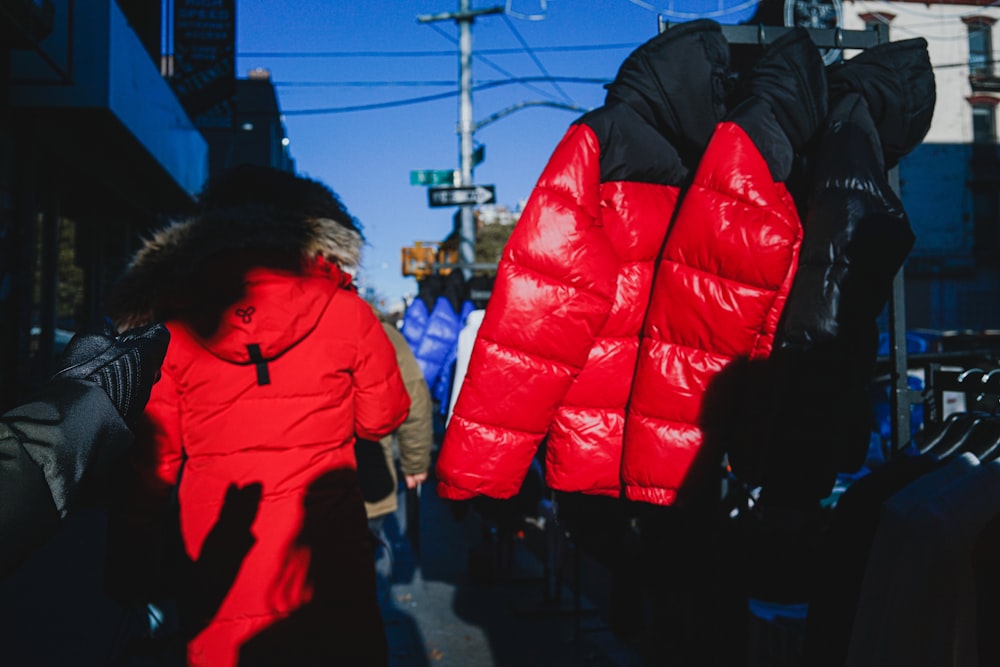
<box><xmin>418</xmin><ymin>2</ymin><xmax>503</xmax><ymax>278</ymax></box>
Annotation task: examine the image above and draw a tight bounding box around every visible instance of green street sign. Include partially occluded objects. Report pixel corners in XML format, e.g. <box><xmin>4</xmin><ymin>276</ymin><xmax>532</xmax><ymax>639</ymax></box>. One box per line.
<box><xmin>410</xmin><ymin>169</ymin><xmax>457</xmax><ymax>186</ymax></box>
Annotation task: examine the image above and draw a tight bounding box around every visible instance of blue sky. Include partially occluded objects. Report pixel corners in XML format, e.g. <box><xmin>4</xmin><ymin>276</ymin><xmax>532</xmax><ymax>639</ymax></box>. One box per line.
<box><xmin>235</xmin><ymin>1</ymin><xmax>747</xmax><ymax>306</ymax></box>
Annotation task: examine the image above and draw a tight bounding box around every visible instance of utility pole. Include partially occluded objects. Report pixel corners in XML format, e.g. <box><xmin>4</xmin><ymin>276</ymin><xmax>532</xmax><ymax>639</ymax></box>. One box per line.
<box><xmin>418</xmin><ymin>1</ymin><xmax>503</xmax><ymax>278</ymax></box>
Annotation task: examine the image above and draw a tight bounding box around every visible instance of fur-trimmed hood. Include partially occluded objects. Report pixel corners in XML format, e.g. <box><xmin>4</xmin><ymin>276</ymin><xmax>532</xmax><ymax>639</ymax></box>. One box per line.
<box><xmin>109</xmin><ymin>205</ymin><xmax>363</xmax><ymax>330</ymax></box>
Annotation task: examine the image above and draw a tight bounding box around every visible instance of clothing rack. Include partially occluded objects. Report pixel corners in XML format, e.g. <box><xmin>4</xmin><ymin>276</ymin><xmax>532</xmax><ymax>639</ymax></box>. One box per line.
<box><xmin>658</xmin><ymin>19</ymin><xmax>915</xmax><ymax>454</ymax></box>
<box><xmin>657</xmin><ymin>20</ymin><xmax>888</xmax><ymax>50</ymax></box>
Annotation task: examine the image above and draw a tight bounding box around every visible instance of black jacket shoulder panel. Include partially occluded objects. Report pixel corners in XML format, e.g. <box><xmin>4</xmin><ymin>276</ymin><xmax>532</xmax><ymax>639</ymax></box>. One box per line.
<box><xmin>578</xmin><ymin>103</ymin><xmax>689</xmax><ymax>186</ymax></box>
<box><xmin>599</xmin><ymin>19</ymin><xmax>729</xmax><ymax>179</ymax></box>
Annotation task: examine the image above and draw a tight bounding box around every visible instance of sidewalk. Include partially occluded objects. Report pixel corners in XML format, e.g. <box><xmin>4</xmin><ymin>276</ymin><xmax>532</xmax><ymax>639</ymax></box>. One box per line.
<box><xmin>0</xmin><ymin>469</ymin><xmax>646</xmax><ymax>667</ymax></box>
<box><xmin>377</xmin><ymin>469</ymin><xmax>646</xmax><ymax>667</ymax></box>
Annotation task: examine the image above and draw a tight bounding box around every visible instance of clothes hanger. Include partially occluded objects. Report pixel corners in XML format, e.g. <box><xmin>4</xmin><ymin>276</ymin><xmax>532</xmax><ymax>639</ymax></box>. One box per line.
<box><xmin>968</xmin><ymin>419</ymin><xmax>1000</xmax><ymax>462</ymax></box>
<box><xmin>970</xmin><ymin>369</ymin><xmax>1000</xmax><ymax>415</ymax></box>
<box><xmin>920</xmin><ymin>367</ymin><xmax>1000</xmax><ymax>461</ymax></box>
<box><xmin>922</xmin><ymin>412</ymin><xmax>987</xmax><ymax>460</ymax></box>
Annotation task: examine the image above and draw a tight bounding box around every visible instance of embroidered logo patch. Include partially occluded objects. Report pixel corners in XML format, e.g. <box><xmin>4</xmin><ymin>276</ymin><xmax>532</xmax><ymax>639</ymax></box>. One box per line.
<box><xmin>235</xmin><ymin>306</ymin><xmax>256</xmax><ymax>324</ymax></box>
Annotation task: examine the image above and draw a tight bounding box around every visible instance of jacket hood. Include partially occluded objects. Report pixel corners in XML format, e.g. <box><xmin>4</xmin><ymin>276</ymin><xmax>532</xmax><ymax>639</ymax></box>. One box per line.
<box><xmin>827</xmin><ymin>37</ymin><xmax>935</xmax><ymax>168</ymax></box>
<box><xmin>604</xmin><ymin>19</ymin><xmax>730</xmax><ymax>167</ymax></box>
<box><xmin>108</xmin><ymin>205</ymin><xmax>363</xmax><ymax>332</ymax></box>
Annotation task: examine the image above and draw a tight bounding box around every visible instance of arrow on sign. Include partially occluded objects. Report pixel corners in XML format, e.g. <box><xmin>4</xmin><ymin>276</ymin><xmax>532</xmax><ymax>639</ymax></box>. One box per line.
<box><xmin>427</xmin><ymin>185</ymin><xmax>496</xmax><ymax>207</ymax></box>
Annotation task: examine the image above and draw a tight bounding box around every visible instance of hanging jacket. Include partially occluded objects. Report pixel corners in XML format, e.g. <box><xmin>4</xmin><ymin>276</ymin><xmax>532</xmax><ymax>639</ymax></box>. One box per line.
<box><xmin>108</xmin><ymin>206</ymin><xmax>410</xmax><ymax>667</ymax></box>
<box><xmin>724</xmin><ymin>38</ymin><xmax>934</xmax><ymax>507</ymax></box>
<box><xmin>400</xmin><ymin>298</ymin><xmax>430</xmax><ymax>351</ymax></box>
<box><xmin>621</xmin><ymin>28</ymin><xmax>831</xmax><ymax>505</ymax></box>
<box><xmin>413</xmin><ymin>270</ymin><xmax>468</xmax><ymax>391</ymax></box>
<box><xmin>438</xmin><ymin>20</ymin><xmax>731</xmax><ymax>501</ymax></box>
<box><xmin>401</xmin><ymin>273</ymin><xmax>443</xmax><ymax>350</ymax></box>
<box><xmin>437</xmin><ymin>24</ymin><xmax>829</xmax><ymax>505</ymax></box>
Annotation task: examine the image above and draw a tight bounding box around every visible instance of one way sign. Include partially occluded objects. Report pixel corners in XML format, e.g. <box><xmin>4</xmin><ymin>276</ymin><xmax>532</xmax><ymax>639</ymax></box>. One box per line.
<box><xmin>427</xmin><ymin>184</ymin><xmax>496</xmax><ymax>207</ymax></box>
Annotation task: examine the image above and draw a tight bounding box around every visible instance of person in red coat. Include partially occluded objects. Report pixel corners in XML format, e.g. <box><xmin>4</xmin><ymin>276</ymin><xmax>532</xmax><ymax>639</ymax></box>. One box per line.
<box><xmin>108</xmin><ymin>165</ymin><xmax>410</xmax><ymax>667</ymax></box>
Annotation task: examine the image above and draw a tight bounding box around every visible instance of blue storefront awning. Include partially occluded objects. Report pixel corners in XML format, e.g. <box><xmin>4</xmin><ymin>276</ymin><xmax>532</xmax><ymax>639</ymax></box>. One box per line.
<box><xmin>8</xmin><ymin>0</ymin><xmax>207</xmax><ymax>213</ymax></box>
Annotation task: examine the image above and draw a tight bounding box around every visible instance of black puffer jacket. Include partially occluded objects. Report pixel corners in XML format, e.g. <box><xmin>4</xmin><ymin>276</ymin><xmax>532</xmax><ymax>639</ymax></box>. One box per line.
<box><xmin>721</xmin><ymin>38</ymin><xmax>935</xmax><ymax>507</ymax></box>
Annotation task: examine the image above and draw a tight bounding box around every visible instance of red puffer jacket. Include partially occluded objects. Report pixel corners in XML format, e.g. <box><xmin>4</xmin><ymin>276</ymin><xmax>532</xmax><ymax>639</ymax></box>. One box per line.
<box><xmin>145</xmin><ymin>264</ymin><xmax>408</xmax><ymax>666</ymax></box>
<box><xmin>437</xmin><ymin>21</ymin><xmax>811</xmax><ymax>506</ymax></box>
<box><xmin>109</xmin><ymin>201</ymin><xmax>410</xmax><ymax>666</ymax></box>
<box><xmin>622</xmin><ymin>121</ymin><xmax>801</xmax><ymax>505</ymax></box>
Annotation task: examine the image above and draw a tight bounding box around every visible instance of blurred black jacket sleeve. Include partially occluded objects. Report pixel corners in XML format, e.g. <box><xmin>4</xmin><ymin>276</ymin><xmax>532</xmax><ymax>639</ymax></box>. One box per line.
<box><xmin>0</xmin><ymin>379</ymin><xmax>133</xmax><ymax>578</ymax></box>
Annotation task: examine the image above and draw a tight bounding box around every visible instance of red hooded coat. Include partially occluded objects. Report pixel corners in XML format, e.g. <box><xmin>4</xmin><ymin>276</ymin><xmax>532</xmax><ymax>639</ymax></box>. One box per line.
<box><xmin>111</xmin><ymin>209</ymin><xmax>409</xmax><ymax>667</ymax></box>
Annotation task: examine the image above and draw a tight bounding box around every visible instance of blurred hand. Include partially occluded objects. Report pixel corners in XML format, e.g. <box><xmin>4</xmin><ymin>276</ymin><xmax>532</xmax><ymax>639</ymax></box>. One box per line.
<box><xmin>55</xmin><ymin>321</ymin><xmax>170</xmax><ymax>425</ymax></box>
<box><xmin>404</xmin><ymin>472</ymin><xmax>427</xmax><ymax>489</ymax></box>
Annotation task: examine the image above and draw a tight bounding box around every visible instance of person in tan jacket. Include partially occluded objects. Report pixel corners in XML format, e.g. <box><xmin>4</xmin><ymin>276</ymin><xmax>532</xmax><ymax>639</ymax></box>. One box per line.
<box><xmin>355</xmin><ymin>315</ymin><xmax>433</xmax><ymax>600</ymax></box>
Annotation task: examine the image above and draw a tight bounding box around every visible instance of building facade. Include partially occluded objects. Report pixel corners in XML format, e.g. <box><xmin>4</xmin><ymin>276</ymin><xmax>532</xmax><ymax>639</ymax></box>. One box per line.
<box><xmin>0</xmin><ymin>0</ymin><xmax>293</xmax><ymax>409</ymax></box>
<box><xmin>0</xmin><ymin>0</ymin><xmax>207</xmax><ymax>408</ymax></box>
<box><xmin>838</xmin><ymin>0</ymin><xmax>1000</xmax><ymax>330</ymax></box>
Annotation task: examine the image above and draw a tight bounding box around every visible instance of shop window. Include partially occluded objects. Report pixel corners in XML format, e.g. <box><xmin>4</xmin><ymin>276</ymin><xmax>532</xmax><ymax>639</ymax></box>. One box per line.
<box><xmin>972</xmin><ymin>102</ymin><xmax>997</xmax><ymax>144</ymax></box>
<box><xmin>32</xmin><ymin>215</ymin><xmax>84</xmax><ymax>330</ymax></box>
<box><xmin>858</xmin><ymin>12</ymin><xmax>894</xmax><ymax>32</ymax></box>
<box><xmin>966</xmin><ymin>17</ymin><xmax>996</xmax><ymax>78</ymax></box>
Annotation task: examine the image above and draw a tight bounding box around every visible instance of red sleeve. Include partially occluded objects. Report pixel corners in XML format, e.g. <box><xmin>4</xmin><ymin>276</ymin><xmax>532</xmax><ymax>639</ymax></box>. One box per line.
<box><xmin>436</xmin><ymin>123</ymin><xmax>619</xmax><ymax>500</ymax></box>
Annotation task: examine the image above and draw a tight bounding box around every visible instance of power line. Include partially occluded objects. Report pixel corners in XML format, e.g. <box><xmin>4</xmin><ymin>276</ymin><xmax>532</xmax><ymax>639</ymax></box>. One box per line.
<box><xmin>271</xmin><ymin>53</ymin><xmax>983</xmax><ymax>116</ymax></box>
<box><xmin>269</xmin><ymin>58</ymin><xmax>984</xmax><ymax>93</ymax></box>
<box><xmin>280</xmin><ymin>90</ymin><xmax>459</xmax><ymax>115</ymax></box>
<box><xmin>274</xmin><ymin>76</ymin><xmax>609</xmax><ymax>88</ymax></box>
<box><xmin>277</xmin><ymin>76</ymin><xmax>608</xmax><ymax>116</ymax></box>
<box><xmin>934</xmin><ymin>58</ymin><xmax>1000</xmax><ymax>70</ymax></box>
<box><xmin>426</xmin><ymin>21</ymin><xmax>559</xmax><ymax>102</ymax></box>
<box><xmin>277</xmin><ymin>80</ymin><xmax>456</xmax><ymax>87</ymax></box>
<box><xmin>237</xmin><ymin>43</ymin><xmax>639</xmax><ymax>58</ymax></box>
<box><xmin>500</xmin><ymin>12</ymin><xmax>574</xmax><ymax>105</ymax></box>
